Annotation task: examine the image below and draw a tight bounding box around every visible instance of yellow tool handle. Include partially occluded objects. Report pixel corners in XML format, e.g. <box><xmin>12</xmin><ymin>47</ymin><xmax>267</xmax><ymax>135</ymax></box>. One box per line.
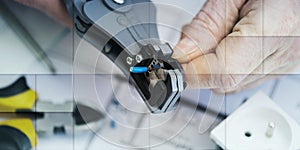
<box><xmin>0</xmin><ymin>77</ymin><xmax>37</xmax><ymax>112</ymax></box>
<box><xmin>0</xmin><ymin>119</ymin><xmax>38</xmax><ymax>149</ymax></box>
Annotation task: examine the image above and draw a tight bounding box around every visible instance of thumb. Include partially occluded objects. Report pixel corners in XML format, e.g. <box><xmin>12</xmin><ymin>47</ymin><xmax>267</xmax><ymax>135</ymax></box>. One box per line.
<box><xmin>173</xmin><ymin>0</ymin><xmax>247</xmax><ymax>63</ymax></box>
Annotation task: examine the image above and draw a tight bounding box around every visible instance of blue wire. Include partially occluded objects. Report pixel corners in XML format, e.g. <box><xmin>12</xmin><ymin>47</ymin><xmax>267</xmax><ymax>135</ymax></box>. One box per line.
<box><xmin>130</xmin><ymin>67</ymin><xmax>148</xmax><ymax>73</ymax></box>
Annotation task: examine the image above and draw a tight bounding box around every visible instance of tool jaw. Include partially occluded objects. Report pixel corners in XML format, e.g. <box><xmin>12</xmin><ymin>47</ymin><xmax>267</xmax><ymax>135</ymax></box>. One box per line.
<box><xmin>64</xmin><ymin>0</ymin><xmax>186</xmax><ymax>113</ymax></box>
<box><xmin>130</xmin><ymin>44</ymin><xmax>186</xmax><ymax>113</ymax></box>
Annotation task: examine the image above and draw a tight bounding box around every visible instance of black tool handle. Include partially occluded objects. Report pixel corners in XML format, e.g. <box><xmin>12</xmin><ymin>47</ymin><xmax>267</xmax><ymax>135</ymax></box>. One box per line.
<box><xmin>0</xmin><ymin>126</ymin><xmax>32</xmax><ymax>150</ymax></box>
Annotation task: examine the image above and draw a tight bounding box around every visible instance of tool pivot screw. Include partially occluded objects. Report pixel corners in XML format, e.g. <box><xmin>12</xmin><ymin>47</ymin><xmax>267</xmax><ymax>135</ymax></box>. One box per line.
<box><xmin>136</xmin><ymin>55</ymin><xmax>143</xmax><ymax>63</ymax></box>
<box><xmin>126</xmin><ymin>57</ymin><xmax>133</xmax><ymax>65</ymax></box>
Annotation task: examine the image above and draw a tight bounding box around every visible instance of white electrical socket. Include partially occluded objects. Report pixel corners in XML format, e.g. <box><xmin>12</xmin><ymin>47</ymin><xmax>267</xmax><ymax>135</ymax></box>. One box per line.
<box><xmin>210</xmin><ymin>91</ymin><xmax>300</xmax><ymax>150</ymax></box>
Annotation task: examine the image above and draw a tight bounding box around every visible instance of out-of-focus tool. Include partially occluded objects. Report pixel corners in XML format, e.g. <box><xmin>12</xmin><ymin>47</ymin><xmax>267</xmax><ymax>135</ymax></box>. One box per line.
<box><xmin>0</xmin><ymin>1</ymin><xmax>56</xmax><ymax>73</ymax></box>
<box><xmin>0</xmin><ymin>77</ymin><xmax>104</xmax><ymax>150</ymax></box>
<box><xmin>64</xmin><ymin>0</ymin><xmax>186</xmax><ymax>113</ymax></box>
<box><xmin>0</xmin><ymin>119</ymin><xmax>36</xmax><ymax>150</ymax></box>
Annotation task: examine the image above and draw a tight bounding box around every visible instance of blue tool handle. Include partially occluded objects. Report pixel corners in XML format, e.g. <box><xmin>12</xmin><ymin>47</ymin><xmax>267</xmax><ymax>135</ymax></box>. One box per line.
<box><xmin>130</xmin><ymin>67</ymin><xmax>148</xmax><ymax>73</ymax></box>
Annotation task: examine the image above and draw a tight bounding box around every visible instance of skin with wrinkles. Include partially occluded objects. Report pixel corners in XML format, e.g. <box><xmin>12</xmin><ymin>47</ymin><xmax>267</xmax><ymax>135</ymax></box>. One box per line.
<box><xmin>173</xmin><ymin>0</ymin><xmax>300</xmax><ymax>93</ymax></box>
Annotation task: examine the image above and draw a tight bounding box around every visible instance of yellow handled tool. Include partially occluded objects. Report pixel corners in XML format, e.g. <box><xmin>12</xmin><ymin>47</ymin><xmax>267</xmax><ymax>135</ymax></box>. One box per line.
<box><xmin>0</xmin><ymin>119</ymin><xmax>37</xmax><ymax>150</ymax></box>
<box><xmin>0</xmin><ymin>76</ymin><xmax>104</xmax><ymax>149</ymax></box>
<box><xmin>0</xmin><ymin>77</ymin><xmax>37</xmax><ymax>112</ymax></box>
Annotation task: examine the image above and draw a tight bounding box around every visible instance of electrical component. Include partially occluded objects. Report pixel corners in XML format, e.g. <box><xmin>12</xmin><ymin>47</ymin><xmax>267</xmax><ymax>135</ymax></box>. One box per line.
<box><xmin>64</xmin><ymin>0</ymin><xmax>186</xmax><ymax>113</ymax></box>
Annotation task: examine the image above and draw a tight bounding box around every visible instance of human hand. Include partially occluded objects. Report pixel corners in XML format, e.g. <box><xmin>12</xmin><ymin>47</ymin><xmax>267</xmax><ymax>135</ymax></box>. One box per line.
<box><xmin>173</xmin><ymin>0</ymin><xmax>300</xmax><ymax>93</ymax></box>
<box><xmin>15</xmin><ymin>0</ymin><xmax>73</xmax><ymax>27</ymax></box>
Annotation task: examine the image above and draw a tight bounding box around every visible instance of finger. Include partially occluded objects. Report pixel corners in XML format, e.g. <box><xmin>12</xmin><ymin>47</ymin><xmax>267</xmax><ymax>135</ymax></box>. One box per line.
<box><xmin>213</xmin><ymin>0</ymin><xmax>300</xmax><ymax>91</ymax></box>
<box><xmin>213</xmin><ymin>74</ymin><xmax>280</xmax><ymax>94</ymax></box>
<box><xmin>15</xmin><ymin>0</ymin><xmax>73</xmax><ymax>27</ymax></box>
<box><xmin>244</xmin><ymin>64</ymin><xmax>299</xmax><ymax>93</ymax></box>
<box><xmin>262</xmin><ymin>0</ymin><xmax>300</xmax><ymax>36</ymax></box>
<box><xmin>214</xmin><ymin>37</ymin><xmax>300</xmax><ymax>93</ymax></box>
<box><xmin>15</xmin><ymin>0</ymin><xmax>39</xmax><ymax>7</ymax></box>
<box><xmin>183</xmin><ymin>35</ymin><xmax>267</xmax><ymax>89</ymax></box>
<box><xmin>240</xmin><ymin>0</ymin><xmax>300</xmax><ymax>37</ymax></box>
<box><xmin>44</xmin><ymin>0</ymin><xmax>73</xmax><ymax>28</ymax></box>
<box><xmin>215</xmin><ymin>64</ymin><xmax>299</xmax><ymax>94</ymax></box>
<box><xmin>173</xmin><ymin>0</ymin><xmax>247</xmax><ymax>63</ymax></box>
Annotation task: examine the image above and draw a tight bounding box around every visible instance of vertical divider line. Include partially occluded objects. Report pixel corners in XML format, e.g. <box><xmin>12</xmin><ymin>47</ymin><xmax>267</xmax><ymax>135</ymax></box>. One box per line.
<box><xmin>72</xmin><ymin>3</ymin><xmax>75</xmax><ymax>150</ymax></box>
<box><xmin>262</xmin><ymin>0</ymin><xmax>265</xmax><ymax>74</ymax></box>
<box><xmin>149</xmin><ymin>1</ymin><xmax>151</xmax><ymax>40</ymax></box>
<box><xmin>72</xmin><ymin>74</ymin><xmax>75</xmax><ymax>150</ymax></box>
<box><xmin>224</xmin><ymin>0</ymin><xmax>228</xmax><ymax>148</ymax></box>
<box><xmin>35</xmin><ymin>74</ymin><xmax>38</xmax><ymax>150</ymax></box>
<box><xmin>148</xmin><ymin>2</ymin><xmax>151</xmax><ymax>149</ymax></box>
<box><xmin>148</xmin><ymin>114</ymin><xmax>151</xmax><ymax>150</ymax></box>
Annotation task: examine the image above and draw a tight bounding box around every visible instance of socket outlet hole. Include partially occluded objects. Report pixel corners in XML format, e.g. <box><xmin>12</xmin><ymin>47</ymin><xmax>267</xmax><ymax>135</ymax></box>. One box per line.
<box><xmin>245</xmin><ymin>131</ymin><xmax>252</xmax><ymax>137</ymax></box>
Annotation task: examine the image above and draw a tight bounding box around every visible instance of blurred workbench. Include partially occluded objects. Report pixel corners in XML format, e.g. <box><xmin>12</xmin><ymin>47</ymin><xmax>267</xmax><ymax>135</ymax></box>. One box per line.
<box><xmin>0</xmin><ymin>0</ymin><xmax>299</xmax><ymax>149</ymax></box>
